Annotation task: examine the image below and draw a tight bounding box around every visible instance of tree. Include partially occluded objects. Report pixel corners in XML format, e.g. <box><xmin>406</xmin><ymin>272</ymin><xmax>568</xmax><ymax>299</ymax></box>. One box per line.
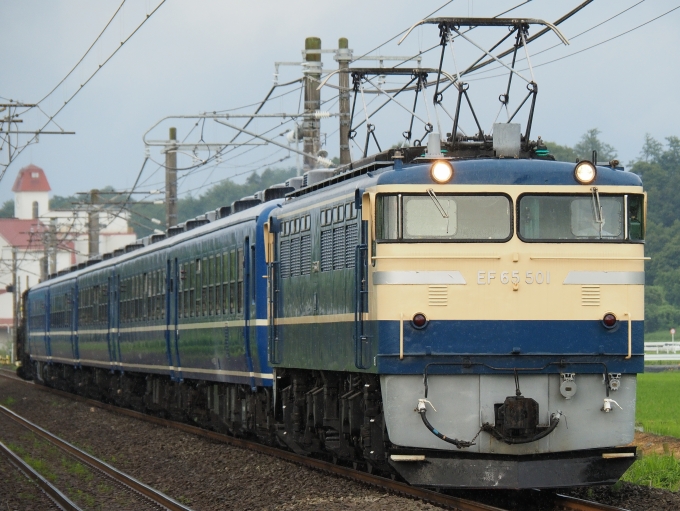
<box><xmin>0</xmin><ymin>200</ymin><xmax>13</xmax><ymax>218</ymax></box>
<box><xmin>129</xmin><ymin>167</ymin><xmax>297</xmax><ymax>238</ymax></box>
<box><xmin>543</xmin><ymin>141</ymin><xmax>577</xmax><ymax>162</ymax></box>
<box><xmin>573</xmin><ymin>128</ymin><xmax>617</xmax><ymax>162</ymax></box>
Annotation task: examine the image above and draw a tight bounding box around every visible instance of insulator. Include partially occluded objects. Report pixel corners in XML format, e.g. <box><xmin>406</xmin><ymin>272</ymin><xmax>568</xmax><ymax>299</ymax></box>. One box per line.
<box><xmin>316</xmin><ymin>157</ymin><xmax>333</xmax><ymax>168</ymax></box>
<box><xmin>313</xmin><ymin>111</ymin><xmax>331</xmax><ymax>119</ymax></box>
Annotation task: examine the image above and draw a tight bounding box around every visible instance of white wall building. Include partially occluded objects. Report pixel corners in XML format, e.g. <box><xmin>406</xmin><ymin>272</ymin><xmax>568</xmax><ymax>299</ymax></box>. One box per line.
<box><xmin>0</xmin><ymin>164</ymin><xmax>137</xmax><ymax>352</ymax></box>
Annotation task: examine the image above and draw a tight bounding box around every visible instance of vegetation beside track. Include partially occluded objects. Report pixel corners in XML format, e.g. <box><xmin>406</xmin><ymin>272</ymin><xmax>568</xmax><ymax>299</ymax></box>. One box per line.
<box><xmin>636</xmin><ymin>372</ymin><xmax>680</xmax><ymax>438</ymax></box>
<box><xmin>622</xmin><ymin>453</ymin><xmax>680</xmax><ymax>491</ymax></box>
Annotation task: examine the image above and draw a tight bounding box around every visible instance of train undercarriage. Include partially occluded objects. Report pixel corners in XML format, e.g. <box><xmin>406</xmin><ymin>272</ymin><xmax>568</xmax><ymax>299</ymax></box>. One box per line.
<box><xmin>28</xmin><ymin>361</ymin><xmax>637</xmax><ymax>488</ymax></box>
<box><xmin>30</xmin><ymin>362</ymin><xmax>392</xmax><ymax>474</ymax></box>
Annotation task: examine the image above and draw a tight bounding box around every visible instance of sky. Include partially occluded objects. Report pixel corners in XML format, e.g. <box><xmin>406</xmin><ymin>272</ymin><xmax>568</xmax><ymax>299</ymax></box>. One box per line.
<box><xmin>1</xmin><ymin>0</ymin><xmax>679</xmax><ymax>208</ymax></box>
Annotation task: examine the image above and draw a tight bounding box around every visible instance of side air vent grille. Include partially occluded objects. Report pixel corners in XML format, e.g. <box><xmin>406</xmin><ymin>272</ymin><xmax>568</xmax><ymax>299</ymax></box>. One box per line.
<box><xmin>333</xmin><ymin>227</ymin><xmax>345</xmax><ymax>270</ymax></box>
<box><xmin>300</xmin><ymin>235</ymin><xmax>311</xmax><ymax>275</ymax></box>
<box><xmin>280</xmin><ymin>240</ymin><xmax>290</xmax><ymax>278</ymax></box>
<box><xmin>428</xmin><ymin>285</ymin><xmax>448</xmax><ymax>307</ymax></box>
<box><xmin>290</xmin><ymin>237</ymin><xmax>301</xmax><ymax>277</ymax></box>
<box><xmin>581</xmin><ymin>285</ymin><xmax>600</xmax><ymax>306</ymax></box>
<box><xmin>320</xmin><ymin>230</ymin><xmax>333</xmax><ymax>272</ymax></box>
<box><xmin>345</xmin><ymin>223</ymin><xmax>358</xmax><ymax>268</ymax></box>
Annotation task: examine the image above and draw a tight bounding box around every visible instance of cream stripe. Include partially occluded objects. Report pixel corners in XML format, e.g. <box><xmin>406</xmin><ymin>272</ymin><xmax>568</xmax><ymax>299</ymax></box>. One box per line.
<box><xmin>372</xmin><ymin>255</ymin><xmax>500</xmax><ymax>260</ymax></box>
<box><xmin>31</xmin><ymin>355</ymin><xmax>273</xmax><ymax>380</ymax></box>
<box><xmin>34</xmin><ymin>320</ymin><xmax>269</xmax><ymax>337</ymax></box>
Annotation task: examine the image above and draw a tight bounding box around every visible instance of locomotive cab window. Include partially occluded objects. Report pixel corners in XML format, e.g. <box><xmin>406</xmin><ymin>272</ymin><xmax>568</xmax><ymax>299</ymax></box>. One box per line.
<box><xmin>376</xmin><ymin>194</ymin><xmax>512</xmax><ymax>241</ymax></box>
<box><xmin>518</xmin><ymin>193</ymin><xmax>644</xmax><ymax>242</ymax></box>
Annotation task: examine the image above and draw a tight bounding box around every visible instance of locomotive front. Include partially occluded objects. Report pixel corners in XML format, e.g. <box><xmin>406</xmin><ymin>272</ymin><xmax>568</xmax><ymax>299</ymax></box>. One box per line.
<box><xmin>366</xmin><ymin>156</ymin><xmax>644</xmax><ymax>488</ymax></box>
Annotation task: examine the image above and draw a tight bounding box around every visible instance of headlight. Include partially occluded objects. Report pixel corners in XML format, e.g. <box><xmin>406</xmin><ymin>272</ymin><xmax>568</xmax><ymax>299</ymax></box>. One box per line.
<box><xmin>431</xmin><ymin>161</ymin><xmax>453</xmax><ymax>183</ymax></box>
<box><xmin>574</xmin><ymin>161</ymin><xmax>597</xmax><ymax>184</ymax></box>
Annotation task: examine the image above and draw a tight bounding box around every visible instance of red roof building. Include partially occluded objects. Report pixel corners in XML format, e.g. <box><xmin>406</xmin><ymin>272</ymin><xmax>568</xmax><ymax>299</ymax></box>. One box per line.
<box><xmin>11</xmin><ymin>164</ymin><xmax>51</xmax><ymax>193</ymax></box>
<box><xmin>0</xmin><ymin>218</ymin><xmax>45</xmax><ymax>249</ymax></box>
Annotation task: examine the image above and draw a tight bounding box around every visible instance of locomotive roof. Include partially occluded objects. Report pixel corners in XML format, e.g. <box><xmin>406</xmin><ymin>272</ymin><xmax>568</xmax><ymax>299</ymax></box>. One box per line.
<box><xmin>376</xmin><ymin>158</ymin><xmax>642</xmax><ymax>187</ymax></box>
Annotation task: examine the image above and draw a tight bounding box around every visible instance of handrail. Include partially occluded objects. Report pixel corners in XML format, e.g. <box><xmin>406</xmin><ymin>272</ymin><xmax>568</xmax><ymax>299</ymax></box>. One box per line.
<box><xmin>624</xmin><ymin>312</ymin><xmax>632</xmax><ymax>359</ymax></box>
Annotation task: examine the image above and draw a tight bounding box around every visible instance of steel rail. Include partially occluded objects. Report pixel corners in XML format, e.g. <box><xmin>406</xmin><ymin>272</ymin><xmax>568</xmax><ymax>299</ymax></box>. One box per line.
<box><xmin>0</xmin><ymin>371</ymin><xmax>631</xmax><ymax>511</ymax></box>
<box><xmin>0</xmin><ymin>403</ymin><xmax>193</xmax><ymax>511</ymax></box>
<box><xmin>553</xmin><ymin>494</ymin><xmax>632</xmax><ymax>511</ymax></box>
<box><xmin>0</xmin><ymin>439</ymin><xmax>82</xmax><ymax>511</ymax></box>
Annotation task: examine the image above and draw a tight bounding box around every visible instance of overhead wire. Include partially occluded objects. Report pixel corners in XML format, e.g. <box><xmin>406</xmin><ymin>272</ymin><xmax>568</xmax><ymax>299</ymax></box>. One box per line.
<box><xmin>466</xmin><ymin>0</ymin><xmax>649</xmax><ymax>79</ymax></box>
<box><xmin>466</xmin><ymin>3</ymin><xmax>680</xmax><ymax>82</ymax></box>
<box><xmin>0</xmin><ymin>0</ymin><xmax>168</xmax><ymax>184</ymax></box>
<box><xmin>33</xmin><ymin>1</ymin><xmax>127</xmax><ymax>107</ymax></box>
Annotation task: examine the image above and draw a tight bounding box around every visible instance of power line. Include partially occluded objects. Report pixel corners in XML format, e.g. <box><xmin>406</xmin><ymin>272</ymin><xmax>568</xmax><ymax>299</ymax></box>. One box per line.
<box><xmin>467</xmin><ymin>3</ymin><xmax>680</xmax><ymax>82</ymax></box>
<box><xmin>0</xmin><ymin>0</ymin><xmax>168</xmax><ymax>184</ymax></box>
<box><xmin>34</xmin><ymin>1</ymin><xmax>127</xmax><ymax>107</ymax></box>
<box><xmin>350</xmin><ymin>0</ymin><xmax>456</xmax><ymax>64</ymax></box>
<box><xmin>467</xmin><ymin>0</ymin><xmax>648</xmax><ymax>79</ymax></box>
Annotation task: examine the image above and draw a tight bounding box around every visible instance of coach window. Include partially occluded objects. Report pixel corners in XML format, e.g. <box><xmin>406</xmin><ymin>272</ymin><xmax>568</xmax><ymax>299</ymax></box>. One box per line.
<box><xmin>188</xmin><ymin>261</ymin><xmax>195</xmax><ymax>317</ymax></box>
<box><xmin>199</xmin><ymin>257</ymin><xmax>206</xmax><ymax>316</ymax></box>
<box><xmin>178</xmin><ymin>264</ymin><xmax>185</xmax><ymax>318</ymax></box>
<box><xmin>214</xmin><ymin>255</ymin><xmax>221</xmax><ymax>315</ymax></box>
<box><xmin>222</xmin><ymin>252</ymin><xmax>229</xmax><ymax>315</ymax></box>
<box><xmin>229</xmin><ymin>250</ymin><xmax>236</xmax><ymax>314</ymax></box>
<box><xmin>237</xmin><ymin>248</ymin><xmax>244</xmax><ymax>314</ymax></box>
<box><xmin>517</xmin><ymin>194</ymin><xmax>640</xmax><ymax>242</ymax></box>
<box><xmin>208</xmin><ymin>256</ymin><xmax>215</xmax><ymax>316</ymax></box>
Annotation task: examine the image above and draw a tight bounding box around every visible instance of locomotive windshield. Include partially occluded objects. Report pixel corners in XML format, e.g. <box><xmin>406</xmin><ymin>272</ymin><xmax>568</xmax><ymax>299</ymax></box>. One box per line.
<box><xmin>518</xmin><ymin>194</ymin><xmax>645</xmax><ymax>242</ymax></box>
<box><xmin>376</xmin><ymin>194</ymin><xmax>511</xmax><ymax>241</ymax></box>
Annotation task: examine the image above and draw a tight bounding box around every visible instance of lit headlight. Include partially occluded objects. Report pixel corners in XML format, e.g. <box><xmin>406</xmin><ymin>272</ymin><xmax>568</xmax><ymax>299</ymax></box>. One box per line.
<box><xmin>431</xmin><ymin>161</ymin><xmax>453</xmax><ymax>183</ymax></box>
<box><xmin>574</xmin><ymin>161</ymin><xmax>597</xmax><ymax>184</ymax></box>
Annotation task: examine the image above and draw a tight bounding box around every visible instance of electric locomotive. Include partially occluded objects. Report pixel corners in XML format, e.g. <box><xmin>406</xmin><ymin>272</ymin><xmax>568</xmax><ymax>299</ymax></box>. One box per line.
<box><xmin>20</xmin><ymin>129</ymin><xmax>644</xmax><ymax>488</ymax></box>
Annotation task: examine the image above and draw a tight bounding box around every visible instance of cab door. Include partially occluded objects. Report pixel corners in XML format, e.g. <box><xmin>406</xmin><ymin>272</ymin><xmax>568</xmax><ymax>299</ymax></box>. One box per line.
<box><xmin>166</xmin><ymin>258</ymin><xmax>181</xmax><ymax>381</ymax></box>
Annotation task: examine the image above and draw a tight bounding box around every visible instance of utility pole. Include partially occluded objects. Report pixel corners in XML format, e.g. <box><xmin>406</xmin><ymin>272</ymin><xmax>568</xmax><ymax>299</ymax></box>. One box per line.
<box><xmin>41</xmin><ymin>227</ymin><xmax>49</xmax><ymax>281</ymax></box>
<box><xmin>165</xmin><ymin>127</ymin><xmax>178</xmax><ymax>228</ymax></box>
<box><xmin>336</xmin><ymin>38</ymin><xmax>352</xmax><ymax>165</ymax></box>
<box><xmin>49</xmin><ymin>219</ymin><xmax>58</xmax><ymax>275</ymax></box>
<box><xmin>88</xmin><ymin>189</ymin><xmax>100</xmax><ymax>257</ymax></box>
<box><xmin>303</xmin><ymin>38</ymin><xmax>322</xmax><ymax>171</ymax></box>
<box><xmin>11</xmin><ymin>247</ymin><xmax>17</xmax><ymax>365</ymax></box>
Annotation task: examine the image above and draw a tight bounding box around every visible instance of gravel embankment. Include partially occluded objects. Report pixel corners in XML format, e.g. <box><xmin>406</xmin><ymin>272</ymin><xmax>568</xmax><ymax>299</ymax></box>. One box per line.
<box><xmin>2</xmin><ymin>375</ymin><xmax>679</xmax><ymax>511</ymax></box>
<box><xmin>0</xmin><ymin>377</ymin><xmax>441</xmax><ymax>511</ymax></box>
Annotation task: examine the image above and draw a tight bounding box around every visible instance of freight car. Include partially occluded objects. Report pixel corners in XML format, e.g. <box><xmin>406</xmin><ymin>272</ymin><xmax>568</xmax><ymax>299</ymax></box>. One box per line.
<box><xmin>19</xmin><ymin>131</ymin><xmax>644</xmax><ymax>488</ymax></box>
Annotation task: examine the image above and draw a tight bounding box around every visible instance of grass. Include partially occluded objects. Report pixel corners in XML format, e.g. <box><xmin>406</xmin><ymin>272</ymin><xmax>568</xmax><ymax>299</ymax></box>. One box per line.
<box><xmin>636</xmin><ymin>372</ymin><xmax>680</xmax><ymax>438</ymax></box>
<box><xmin>0</xmin><ymin>396</ymin><xmax>16</xmax><ymax>407</ymax></box>
<box><xmin>645</xmin><ymin>330</ymin><xmax>677</xmax><ymax>342</ymax></box>
<box><xmin>622</xmin><ymin>453</ymin><xmax>680</xmax><ymax>491</ymax></box>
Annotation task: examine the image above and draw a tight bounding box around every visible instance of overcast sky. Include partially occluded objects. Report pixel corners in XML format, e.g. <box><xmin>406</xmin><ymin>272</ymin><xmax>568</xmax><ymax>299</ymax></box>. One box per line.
<box><xmin>1</xmin><ymin>0</ymin><xmax>678</xmax><ymax>207</ymax></box>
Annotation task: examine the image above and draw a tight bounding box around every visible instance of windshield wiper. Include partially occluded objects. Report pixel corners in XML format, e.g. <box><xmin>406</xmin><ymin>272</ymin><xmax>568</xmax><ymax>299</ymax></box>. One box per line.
<box><xmin>427</xmin><ymin>189</ymin><xmax>449</xmax><ymax>218</ymax></box>
<box><xmin>591</xmin><ymin>186</ymin><xmax>604</xmax><ymax>239</ymax></box>
<box><xmin>427</xmin><ymin>188</ymin><xmax>450</xmax><ymax>233</ymax></box>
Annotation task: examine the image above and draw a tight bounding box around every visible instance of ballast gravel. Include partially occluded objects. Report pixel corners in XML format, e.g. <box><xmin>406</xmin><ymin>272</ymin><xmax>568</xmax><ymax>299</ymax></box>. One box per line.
<box><xmin>2</xmin><ymin>374</ymin><xmax>680</xmax><ymax>511</ymax></box>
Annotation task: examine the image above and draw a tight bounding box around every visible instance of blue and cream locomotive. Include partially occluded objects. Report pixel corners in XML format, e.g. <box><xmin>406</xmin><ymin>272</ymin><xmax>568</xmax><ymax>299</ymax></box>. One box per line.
<box><xmin>20</xmin><ymin>126</ymin><xmax>644</xmax><ymax>488</ymax></box>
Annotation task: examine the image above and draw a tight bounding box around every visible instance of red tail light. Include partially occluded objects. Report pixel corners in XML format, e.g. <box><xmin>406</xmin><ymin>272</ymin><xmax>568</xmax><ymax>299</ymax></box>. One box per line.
<box><xmin>412</xmin><ymin>313</ymin><xmax>427</xmax><ymax>329</ymax></box>
<box><xmin>602</xmin><ymin>313</ymin><xmax>617</xmax><ymax>328</ymax></box>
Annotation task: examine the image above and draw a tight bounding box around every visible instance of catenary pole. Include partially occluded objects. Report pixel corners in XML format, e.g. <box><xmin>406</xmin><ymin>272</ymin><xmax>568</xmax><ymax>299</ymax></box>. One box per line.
<box><xmin>165</xmin><ymin>127</ymin><xmax>178</xmax><ymax>228</ymax></box>
<box><xmin>337</xmin><ymin>38</ymin><xmax>351</xmax><ymax>165</ymax></box>
<box><xmin>303</xmin><ymin>38</ymin><xmax>322</xmax><ymax>171</ymax></box>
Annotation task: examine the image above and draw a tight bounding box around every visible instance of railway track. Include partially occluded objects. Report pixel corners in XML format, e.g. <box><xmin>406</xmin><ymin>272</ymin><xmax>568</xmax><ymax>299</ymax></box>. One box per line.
<box><xmin>0</xmin><ymin>438</ymin><xmax>81</xmax><ymax>510</ymax></box>
<box><xmin>0</xmin><ymin>394</ymin><xmax>193</xmax><ymax>510</ymax></box>
<box><xmin>0</xmin><ymin>368</ymin><xmax>631</xmax><ymax>511</ymax></box>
